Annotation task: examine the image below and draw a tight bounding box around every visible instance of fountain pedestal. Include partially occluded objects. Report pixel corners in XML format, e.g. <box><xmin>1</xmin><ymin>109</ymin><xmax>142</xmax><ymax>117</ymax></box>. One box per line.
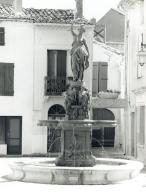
<box><xmin>56</xmin><ymin>80</ymin><xmax>96</xmax><ymax>167</ymax></box>
<box><xmin>55</xmin><ymin>121</ymin><xmax>96</xmax><ymax>167</ymax></box>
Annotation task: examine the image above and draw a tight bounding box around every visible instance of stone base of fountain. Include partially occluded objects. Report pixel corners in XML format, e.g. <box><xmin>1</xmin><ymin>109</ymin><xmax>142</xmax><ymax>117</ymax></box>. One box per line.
<box><xmin>6</xmin><ymin>158</ymin><xmax>143</xmax><ymax>185</ymax></box>
<box><xmin>5</xmin><ymin>120</ymin><xmax>142</xmax><ymax>185</ymax></box>
<box><xmin>55</xmin><ymin>121</ymin><xmax>96</xmax><ymax>167</ymax></box>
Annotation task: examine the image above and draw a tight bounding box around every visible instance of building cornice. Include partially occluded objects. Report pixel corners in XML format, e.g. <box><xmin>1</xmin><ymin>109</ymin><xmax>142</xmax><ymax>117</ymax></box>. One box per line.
<box><xmin>132</xmin><ymin>86</ymin><xmax>146</xmax><ymax>94</ymax></box>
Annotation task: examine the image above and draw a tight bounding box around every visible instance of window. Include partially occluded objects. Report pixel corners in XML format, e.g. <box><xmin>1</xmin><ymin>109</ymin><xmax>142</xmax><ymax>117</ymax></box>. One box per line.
<box><xmin>0</xmin><ymin>28</ymin><xmax>5</xmax><ymax>46</ymax></box>
<box><xmin>46</xmin><ymin>50</ymin><xmax>67</xmax><ymax>95</ymax></box>
<box><xmin>47</xmin><ymin>50</ymin><xmax>67</xmax><ymax>77</ymax></box>
<box><xmin>48</xmin><ymin>104</ymin><xmax>66</xmax><ymax>120</ymax></box>
<box><xmin>0</xmin><ymin>63</ymin><xmax>14</xmax><ymax>96</ymax></box>
<box><xmin>92</xmin><ymin>62</ymin><xmax>108</xmax><ymax>96</ymax></box>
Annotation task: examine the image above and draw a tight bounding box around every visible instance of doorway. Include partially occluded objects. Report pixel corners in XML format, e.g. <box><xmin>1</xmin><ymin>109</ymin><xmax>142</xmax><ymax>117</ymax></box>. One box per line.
<box><xmin>47</xmin><ymin>105</ymin><xmax>66</xmax><ymax>152</ymax></box>
<box><xmin>92</xmin><ymin>108</ymin><xmax>115</xmax><ymax>147</ymax></box>
<box><xmin>0</xmin><ymin>116</ymin><xmax>22</xmax><ymax>155</ymax></box>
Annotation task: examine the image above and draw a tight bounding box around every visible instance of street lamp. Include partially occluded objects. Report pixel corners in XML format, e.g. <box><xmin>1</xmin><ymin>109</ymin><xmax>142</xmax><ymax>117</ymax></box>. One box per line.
<box><xmin>137</xmin><ymin>51</ymin><xmax>146</xmax><ymax>66</ymax></box>
<box><xmin>138</xmin><ymin>33</ymin><xmax>146</xmax><ymax>66</ymax></box>
<box><xmin>141</xmin><ymin>33</ymin><xmax>146</xmax><ymax>51</ymax></box>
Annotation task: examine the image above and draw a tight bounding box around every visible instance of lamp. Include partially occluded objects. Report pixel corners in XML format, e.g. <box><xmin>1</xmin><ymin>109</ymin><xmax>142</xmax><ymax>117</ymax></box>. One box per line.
<box><xmin>137</xmin><ymin>51</ymin><xmax>146</xmax><ymax>66</ymax></box>
<box><xmin>141</xmin><ymin>33</ymin><xmax>146</xmax><ymax>51</ymax></box>
<box><xmin>138</xmin><ymin>33</ymin><xmax>146</xmax><ymax>66</ymax></box>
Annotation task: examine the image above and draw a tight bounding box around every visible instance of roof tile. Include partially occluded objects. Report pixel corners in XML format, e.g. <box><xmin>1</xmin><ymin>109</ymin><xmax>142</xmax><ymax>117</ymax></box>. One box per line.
<box><xmin>0</xmin><ymin>4</ymin><xmax>75</xmax><ymax>23</ymax></box>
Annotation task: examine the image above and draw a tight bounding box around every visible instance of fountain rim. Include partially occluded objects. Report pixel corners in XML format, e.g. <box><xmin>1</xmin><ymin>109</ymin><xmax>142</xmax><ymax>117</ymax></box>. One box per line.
<box><xmin>7</xmin><ymin>157</ymin><xmax>144</xmax><ymax>185</ymax></box>
<box><xmin>38</xmin><ymin>119</ymin><xmax>117</xmax><ymax>128</ymax></box>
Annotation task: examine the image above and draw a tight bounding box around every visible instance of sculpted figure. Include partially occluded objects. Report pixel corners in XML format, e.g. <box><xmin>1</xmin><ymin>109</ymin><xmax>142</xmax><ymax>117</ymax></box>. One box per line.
<box><xmin>70</xmin><ymin>24</ymin><xmax>89</xmax><ymax>81</ymax></box>
<box><xmin>65</xmin><ymin>85</ymin><xmax>76</xmax><ymax>115</ymax></box>
<box><xmin>79</xmin><ymin>86</ymin><xmax>90</xmax><ymax>110</ymax></box>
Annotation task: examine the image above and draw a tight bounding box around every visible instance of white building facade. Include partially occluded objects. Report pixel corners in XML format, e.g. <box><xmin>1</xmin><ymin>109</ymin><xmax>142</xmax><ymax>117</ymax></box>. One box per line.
<box><xmin>92</xmin><ymin>41</ymin><xmax>126</xmax><ymax>152</ymax></box>
<box><xmin>119</xmin><ymin>0</ymin><xmax>146</xmax><ymax>164</ymax></box>
<box><xmin>0</xmin><ymin>2</ymin><xmax>94</xmax><ymax>155</ymax></box>
<box><xmin>0</xmin><ymin>0</ymin><xmax>126</xmax><ymax>156</ymax></box>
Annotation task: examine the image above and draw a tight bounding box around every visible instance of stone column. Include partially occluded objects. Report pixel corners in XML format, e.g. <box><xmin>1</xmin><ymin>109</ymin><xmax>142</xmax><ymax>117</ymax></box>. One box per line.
<box><xmin>14</xmin><ymin>0</ymin><xmax>22</xmax><ymax>13</ymax></box>
<box><xmin>75</xmin><ymin>0</ymin><xmax>83</xmax><ymax>19</ymax></box>
<box><xmin>0</xmin><ymin>0</ymin><xmax>14</xmax><ymax>5</ymax></box>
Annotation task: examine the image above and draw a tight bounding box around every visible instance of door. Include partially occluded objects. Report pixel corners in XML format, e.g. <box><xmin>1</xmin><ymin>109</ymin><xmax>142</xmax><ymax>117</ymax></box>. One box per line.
<box><xmin>6</xmin><ymin>117</ymin><xmax>22</xmax><ymax>155</ymax></box>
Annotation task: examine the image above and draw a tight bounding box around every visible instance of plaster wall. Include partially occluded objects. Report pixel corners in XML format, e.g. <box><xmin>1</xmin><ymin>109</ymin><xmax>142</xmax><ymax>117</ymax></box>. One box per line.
<box><xmin>93</xmin><ymin>42</ymin><xmax>124</xmax><ymax>149</ymax></box>
<box><xmin>125</xmin><ymin>0</ymin><xmax>146</xmax><ymax>164</ymax></box>
<box><xmin>32</xmin><ymin>24</ymin><xmax>94</xmax><ymax>153</ymax></box>
<box><xmin>0</xmin><ymin>21</ymin><xmax>34</xmax><ymax>154</ymax></box>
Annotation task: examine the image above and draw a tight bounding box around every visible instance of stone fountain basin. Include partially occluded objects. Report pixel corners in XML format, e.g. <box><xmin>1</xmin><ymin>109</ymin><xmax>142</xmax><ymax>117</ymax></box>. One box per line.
<box><xmin>6</xmin><ymin>158</ymin><xmax>143</xmax><ymax>185</ymax></box>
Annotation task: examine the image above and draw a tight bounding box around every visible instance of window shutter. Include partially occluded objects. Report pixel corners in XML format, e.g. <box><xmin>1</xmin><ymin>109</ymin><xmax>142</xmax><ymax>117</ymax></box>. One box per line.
<box><xmin>57</xmin><ymin>50</ymin><xmax>66</xmax><ymax>77</ymax></box>
<box><xmin>98</xmin><ymin>62</ymin><xmax>108</xmax><ymax>92</ymax></box>
<box><xmin>47</xmin><ymin>50</ymin><xmax>57</xmax><ymax>77</ymax></box>
<box><xmin>0</xmin><ymin>64</ymin><xmax>5</xmax><ymax>95</ymax></box>
<box><xmin>0</xmin><ymin>117</ymin><xmax>6</xmax><ymax>144</ymax></box>
<box><xmin>92</xmin><ymin>62</ymin><xmax>99</xmax><ymax>96</ymax></box>
<box><xmin>0</xmin><ymin>28</ymin><xmax>5</xmax><ymax>46</ymax></box>
<box><xmin>4</xmin><ymin>63</ymin><xmax>14</xmax><ymax>96</ymax></box>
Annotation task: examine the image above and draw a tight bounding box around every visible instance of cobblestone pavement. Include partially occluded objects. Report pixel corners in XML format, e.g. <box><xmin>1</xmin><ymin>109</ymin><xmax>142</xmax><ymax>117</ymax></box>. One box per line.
<box><xmin>0</xmin><ymin>157</ymin><xmax>146</xmax><ymax>192</ymax></box>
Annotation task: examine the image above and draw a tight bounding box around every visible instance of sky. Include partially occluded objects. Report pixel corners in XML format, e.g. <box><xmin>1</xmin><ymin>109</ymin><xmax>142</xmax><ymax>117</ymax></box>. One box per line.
<box><xmin>23</xmin><ymin>0</ymin><xmax>121</xmax><ymax>21</ymax></box>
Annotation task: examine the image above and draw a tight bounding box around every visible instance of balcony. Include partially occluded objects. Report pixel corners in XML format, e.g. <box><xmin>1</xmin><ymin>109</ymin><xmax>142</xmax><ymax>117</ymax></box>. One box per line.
<box><xmin>91</xmin><ymin>97</ymin><xmax>128</xmax><ymax>109</ymax></box>
<box><xmin>45</xmin><ymin>76</ymin><xmax>66</xmax><ymax>96</ymax></box>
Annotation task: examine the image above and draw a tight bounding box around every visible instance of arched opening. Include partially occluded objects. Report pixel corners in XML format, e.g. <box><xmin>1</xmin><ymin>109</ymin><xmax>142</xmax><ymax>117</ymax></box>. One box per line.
<box><xmin>92</xmin><ymin>108</ymin><xmax>115</xmax><ymax>148</ymax></box>
<box><xmin>48</xmin><ymin>104</ymin><xmax>66</xmax><ymax>120</ymax></box>
<box><xmin>47</xmin><ymin>104</ymin><xmax>66</xmax><ymax>153</ymax></box>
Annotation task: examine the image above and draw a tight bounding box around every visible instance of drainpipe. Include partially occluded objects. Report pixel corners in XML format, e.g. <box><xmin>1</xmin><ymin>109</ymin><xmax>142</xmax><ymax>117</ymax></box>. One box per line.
<box><xmin>118</xmin><ymin>4</ymin><xmax>129</xmax><ymax>156</ymax></box>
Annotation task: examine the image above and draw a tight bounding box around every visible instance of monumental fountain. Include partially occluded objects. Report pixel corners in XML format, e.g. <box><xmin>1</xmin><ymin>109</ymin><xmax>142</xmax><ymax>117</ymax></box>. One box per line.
<box><xmin>6</xmin><ymin>23</ymin><xmax>143</xmax><ymax>185</ymax></box>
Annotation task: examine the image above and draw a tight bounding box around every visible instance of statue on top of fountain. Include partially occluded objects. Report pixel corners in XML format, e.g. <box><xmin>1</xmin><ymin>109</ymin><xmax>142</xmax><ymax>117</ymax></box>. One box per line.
<box><xmin>65</xmin><ymin>24</ymin><xmax>90</xmax><ymax>120</ymax></box>
<box><xmin>70</xmin><ymin>24</ymin><xmax>89</xmax><ymax>82</ymax></box>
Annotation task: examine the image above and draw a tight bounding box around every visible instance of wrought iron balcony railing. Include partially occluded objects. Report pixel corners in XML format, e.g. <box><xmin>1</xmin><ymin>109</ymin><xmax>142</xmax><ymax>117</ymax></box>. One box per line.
<box><xmin>45</xmin><ymin>76</ymin><xmax>66</xmax><ymax>96</ymax></box>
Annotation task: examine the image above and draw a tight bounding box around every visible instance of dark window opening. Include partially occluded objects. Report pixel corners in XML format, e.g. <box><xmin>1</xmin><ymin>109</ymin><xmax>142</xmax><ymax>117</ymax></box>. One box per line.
<box><xmin>45</xmin><ymin>50</ymin><xmax>67</xmax><ymax>95</ymax></box>
<box><xmin>0</xmin><ymin>27</ymin><xmax>5</xmax><ymax>46</ymax></box>
<box><xmin>0</xmin><ymin>63</ymin><xmax>14</xmax><ymax>96</ymax></box>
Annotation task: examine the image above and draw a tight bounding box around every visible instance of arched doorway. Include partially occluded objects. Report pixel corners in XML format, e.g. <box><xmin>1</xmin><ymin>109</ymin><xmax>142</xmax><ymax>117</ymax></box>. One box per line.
<box><xmin>92</xmin><ymin>108</ymin><xmax>115</xmax><ymax>147</ymax></box>
<box><xmin>47</xmin><ymin>104</ymin><xmax>66</xmax><ymax>153</ymax></box>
